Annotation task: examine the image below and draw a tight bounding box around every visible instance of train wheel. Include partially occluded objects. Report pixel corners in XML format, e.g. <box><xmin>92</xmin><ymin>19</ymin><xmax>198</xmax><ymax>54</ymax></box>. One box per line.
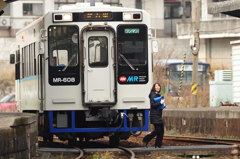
<box><xmin>43</xmin><ymin>134</ymin><xmax>53</xmax><ymax>143</ymax></box>
<box><xmin>68</xmin><ymin>138</ymin><xmax>77</xmax><ymax>146</ymax></box>
<box><xmin>109</xmin><ymin>133</ymin><xmax>120</xmax><ymax>147</ymax></box>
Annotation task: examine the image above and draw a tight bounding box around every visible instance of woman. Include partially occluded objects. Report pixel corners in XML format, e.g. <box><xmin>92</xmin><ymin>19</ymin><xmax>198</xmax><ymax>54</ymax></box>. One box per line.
<box><xmin>142</xmin><ymin>82</ymin><xmax>165</xmax><ymax>148</ymax></box>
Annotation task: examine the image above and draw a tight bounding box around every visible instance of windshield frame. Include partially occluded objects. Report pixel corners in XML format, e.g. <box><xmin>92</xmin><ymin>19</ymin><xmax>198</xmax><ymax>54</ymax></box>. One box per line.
<box><xmin>48</xmin><ymin>25</ymin><xmax>80</xmax><ymax>86</ymax></box>
<box><xmin>117</xmin><ymin>24</ymin><xmax>148</xmax><ymax>67</ymax></box>
<box><xmin>48</xmin><ymin>25</ymin><xmax>79</xmax><ymax>69</ymax></box>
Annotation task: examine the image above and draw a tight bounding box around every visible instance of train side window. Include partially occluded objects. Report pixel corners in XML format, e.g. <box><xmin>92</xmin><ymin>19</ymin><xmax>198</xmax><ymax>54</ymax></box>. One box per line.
<box><xmin>88</xmin><ymin>36</ymin><xmax>108</xmax><ymax>67</ymax></box>
<box><xmin>29</xmin><ymin>44</ymin><xmax>32</xmax><ymax>76</ymax></box>
<box><xmin>24</xmin><ymin>46</ymin><xmax>29</xmax><ymax>77</ymax></box>
<box><xmin>33</xmin><ymin>43</ymin><xmax>36</xmax><ymax>75</ymax></box>
<box><xmin>22</xmin><ymin>48</ymin><xmax>24</xmax><ymax>78</ymax></box>
<box><xmin>15</xmin><ymin>50</ymin><xmax>20</xmax><ymax>80</ymax></box>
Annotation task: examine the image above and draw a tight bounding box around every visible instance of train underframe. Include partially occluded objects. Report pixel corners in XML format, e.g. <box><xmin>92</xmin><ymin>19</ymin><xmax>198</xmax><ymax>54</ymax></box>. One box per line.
<box><xmin>38</xmin><ymin>108</ymin><xmax>149</xmax><ymax>146</ymax></box>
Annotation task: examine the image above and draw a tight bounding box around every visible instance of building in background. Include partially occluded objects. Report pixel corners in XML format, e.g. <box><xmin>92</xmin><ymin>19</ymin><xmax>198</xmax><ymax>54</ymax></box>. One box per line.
<box><xmin>164</xmin><ymin>0</ymin><xmax>191</xmax><ymax>37</ymax></box>
<box><xmin>177</xmin><ymin>0</ymin><xmax>240</xmax><ymax>68</ymax></box>
<box><xmin>0</xmin><ymin>0</ymin><xmax>238</xmax><ymax>70</ymax></box>
<box><xmin>0</xmin><ymin>0</ymin><xmax>163</xmax><ymax>60</ymax></box>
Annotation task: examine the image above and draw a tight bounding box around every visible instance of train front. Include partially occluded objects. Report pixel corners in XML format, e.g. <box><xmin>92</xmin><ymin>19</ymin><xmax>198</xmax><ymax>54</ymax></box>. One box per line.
<box><xmin>41</xmin><ymin>3</ymin><xmax>153</xmax><ymax>145</ymax></box>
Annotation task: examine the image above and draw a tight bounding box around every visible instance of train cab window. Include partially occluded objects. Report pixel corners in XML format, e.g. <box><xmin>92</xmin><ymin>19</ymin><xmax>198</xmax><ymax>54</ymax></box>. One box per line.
<box><xmin>88</xmin><ymin>36</ymin><xmax>108</xmax><ymax>67</ymax></box>
<box><xmin>117</xmin><ymin>25</ymin><xmax>147</xmax><ymax>67</ymax></box>
<box><xmin>120</xmin><ymin>40</ymin><xmax>145</xmax><ymax>65</ymax></box>
<box><xmin>117</xmin><ymin>24</ymin><xmax>148</xmax><ymax>84</ymax></box>
<box><xmin>48</xmin><ymin>25</ymin><xmax>80</xmax><ymax>85</ymax></box>
<box><xmin>48</xmin><ymin>26</ymin><xmax>79</xmax><ymax>68</ymax></box>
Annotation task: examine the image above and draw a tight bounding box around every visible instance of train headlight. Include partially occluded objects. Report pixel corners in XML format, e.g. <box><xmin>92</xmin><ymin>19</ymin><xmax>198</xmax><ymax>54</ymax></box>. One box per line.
<box><xmin>123</xmin><ymin>12</ymin><xmax>142</xmax><ymax>21</ymax></box>
<box><xmin>53</xmin><ymin>13</ymin><xmax>73</xmax><ymax>22</ymax></box>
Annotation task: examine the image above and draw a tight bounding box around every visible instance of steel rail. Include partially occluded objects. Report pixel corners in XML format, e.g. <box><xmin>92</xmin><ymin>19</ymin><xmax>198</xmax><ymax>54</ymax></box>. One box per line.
<box><xmin>38</xmin><ymin>147</ymin><xmax>79</xmax><ymax>153</ymax></box>
<box><xmin>118</xmin><ymin>146</ymin><xmax>136</xmax><ymax>159</ymax></box>
<box><xmin>75</xmin><ymin>147</ymin><xmax>84</xmax><ymax>159</ymax></box>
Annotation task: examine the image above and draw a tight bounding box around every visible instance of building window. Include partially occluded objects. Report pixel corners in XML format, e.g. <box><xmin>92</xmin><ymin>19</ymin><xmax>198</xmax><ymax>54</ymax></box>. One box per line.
<box><xmin>164</xmin><ymin>2</ymin><xmax>191</xmax><ymax>19</ymax></box>
<box><xmin>135</xmin><ymin>0</ymin><xmax>142</xmax><ymax>9</ymax></box>
<box><xmin>2</xmin><ymin>4</ymin><xmax>10</xmax><ymax>15</ymax></box>
<box><xmin>23</xmin><ymin>3</ymin><xmax>43</xmax><ymax>16</ymax></box>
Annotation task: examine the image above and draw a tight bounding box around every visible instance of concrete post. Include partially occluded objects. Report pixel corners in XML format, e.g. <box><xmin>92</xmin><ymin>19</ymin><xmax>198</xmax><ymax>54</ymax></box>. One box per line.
<box><xmin>191</xmin><ymin>0</ymin><xmax>201</xmax><ymax>107</ymax></box>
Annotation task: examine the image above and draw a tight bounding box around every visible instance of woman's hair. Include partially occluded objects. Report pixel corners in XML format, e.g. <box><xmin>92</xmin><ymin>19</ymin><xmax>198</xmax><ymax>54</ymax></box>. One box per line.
<box><xmin>151</xmin><ymin>82</ymin><xmax>161</xmax><ymax>93</ymax></box>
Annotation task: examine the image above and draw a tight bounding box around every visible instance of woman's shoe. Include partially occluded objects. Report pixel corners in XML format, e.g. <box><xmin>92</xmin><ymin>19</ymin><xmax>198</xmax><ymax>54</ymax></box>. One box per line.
<box><xmin>155</xmin><ymin>144</ymin><xmax>162</xmax><ymax>148</ymax></box>
<box><xmin>143</xmin><ymin>141</ymin><xmax>149</xmax><ymax>147</ymax></box>
<box><xmin>142</xmin><ymin>139</ymin><xmax>149</xmax><ymax>147</ymax></box>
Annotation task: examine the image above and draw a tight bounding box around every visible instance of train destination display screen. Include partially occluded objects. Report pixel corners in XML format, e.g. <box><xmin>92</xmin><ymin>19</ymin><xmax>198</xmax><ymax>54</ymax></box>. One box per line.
<box><xmin>84</xmin><ymin>12</ymin><xmax>112</xmax><ymax>20</ymax></box>
<box><xmin>124</xmin><ymin>28</ymin><xmax>140</xmax><ymax>34</ymax></box>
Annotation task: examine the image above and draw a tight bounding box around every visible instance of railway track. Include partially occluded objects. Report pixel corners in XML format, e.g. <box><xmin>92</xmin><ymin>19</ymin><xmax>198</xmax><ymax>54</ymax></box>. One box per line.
<box><xmin>37</xmin><ymin>135</ymin><xmax>240</xmax><ymax>159</ymax></box>
<box><xmin>38</xmin><ymin>147</ymin><xmax>80</xmax><ymax>159</ymax></box>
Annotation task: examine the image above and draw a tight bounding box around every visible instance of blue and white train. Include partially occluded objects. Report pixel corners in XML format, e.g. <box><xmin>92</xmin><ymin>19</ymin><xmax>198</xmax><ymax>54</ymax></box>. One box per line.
<box><xmin>10</xmin><ymin>3</ymin><xmax>154</xmax><ymax>146</ymax></box>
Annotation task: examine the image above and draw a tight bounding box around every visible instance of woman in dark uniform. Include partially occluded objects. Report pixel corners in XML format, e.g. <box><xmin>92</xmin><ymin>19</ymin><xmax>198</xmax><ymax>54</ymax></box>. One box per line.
<box><xmin>142</xmin><ymin>82</ymin><xmax>165</xmax><ymax>148</ymax></box>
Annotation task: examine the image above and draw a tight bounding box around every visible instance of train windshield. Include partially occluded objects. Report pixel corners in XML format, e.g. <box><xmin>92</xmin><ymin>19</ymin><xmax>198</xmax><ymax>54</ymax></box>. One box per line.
<box><xmin>117</xmin><ymin>24</ymin><xmax>148</xmax><ymax>84</ymax></box>
<box><xmin>118</xmin><ymin>25</ymin><xmax>148</xmax><ymax>66</ymax></box>
<box><xmin>48</xmin><ymin>26</ymin><xmax>79</xmax><ymax>70</ymax></box>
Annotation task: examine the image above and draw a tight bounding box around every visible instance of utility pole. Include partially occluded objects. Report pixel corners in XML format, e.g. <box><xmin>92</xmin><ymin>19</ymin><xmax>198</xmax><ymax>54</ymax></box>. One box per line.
<box><xmin>191</xmin><ymin>0</ymin><xmax>201</xmax><ymax>107</ymax></box>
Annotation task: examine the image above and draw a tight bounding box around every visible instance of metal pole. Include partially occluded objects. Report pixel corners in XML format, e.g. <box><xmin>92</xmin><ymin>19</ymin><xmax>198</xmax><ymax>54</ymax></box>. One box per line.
<box><xmin>191</xmin><ymin>0</ymin><xmax>201</xmax><ymax>107</ymax></box>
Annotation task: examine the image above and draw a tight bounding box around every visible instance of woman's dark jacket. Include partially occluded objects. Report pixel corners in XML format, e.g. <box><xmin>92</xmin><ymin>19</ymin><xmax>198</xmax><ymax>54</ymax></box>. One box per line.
<box><xmin>149</xmin><ymin>91</ymin><xmax>163</xmax><ymax>124</ymax></box>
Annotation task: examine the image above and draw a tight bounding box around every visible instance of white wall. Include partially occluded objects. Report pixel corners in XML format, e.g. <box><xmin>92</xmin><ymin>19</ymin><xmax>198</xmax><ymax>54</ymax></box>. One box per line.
<box><xmin>43</xmin><ymin>0</ymin><xmax>54</xmax><ymax>14</ymax></box>
<box><xmin>144</xmin><ymin>0</ymin><xmax>164</xmax><ymax>30</ymax></box>
<box><xmin>120</xmin><ymin>0</ymin><xmax>135</xmax><ymax>8</ymax></box>
<box><xmin>201</xmin><ymin>0</ymin><xmax>213</xmax><ymax>21</ymax></box>
<box><xmin>156</xmin><ymin>37</ymin><xmax>237</xmax><ymax>69</ymax></box>
<box><xmin>199</xmin><ymin>38</ymin><xmax>239</xmax><ymax>69</ymax></box>
<box><xmin>0</xmin><ymin>38</ymin><xmax>16</xmax><ymax>60</ymax></box>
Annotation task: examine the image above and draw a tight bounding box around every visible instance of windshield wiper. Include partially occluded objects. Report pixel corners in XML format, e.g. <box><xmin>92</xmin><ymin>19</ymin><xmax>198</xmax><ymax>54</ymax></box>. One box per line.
<box><xmin>62</xmin><ymin>54</ymin><xmax>76</xmax><ymax>71</ymax></box>
<box><xmin>120</xmin><ymin>54</ymin><xmax>135</xmax><ymax>70</ymax></box>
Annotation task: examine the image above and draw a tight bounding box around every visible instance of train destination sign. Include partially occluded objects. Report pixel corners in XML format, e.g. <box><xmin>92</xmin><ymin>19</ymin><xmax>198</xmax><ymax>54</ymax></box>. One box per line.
<box><xmin>84</xmin><ymin>12</ymin><xmax>112</xmax><ymax>20</ymax></box>
<box><xmin>124</xmin><ymin>28</ymin><xmax>140</xmax><ymax>34</ymax></box>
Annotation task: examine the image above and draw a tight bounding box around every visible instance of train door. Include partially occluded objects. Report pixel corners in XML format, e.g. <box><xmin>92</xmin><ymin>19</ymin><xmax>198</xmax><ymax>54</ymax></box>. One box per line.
<box><xmin>83</xmin><ymin>30</ymin><xmax>115</xmax><ymax>105</ymax></box>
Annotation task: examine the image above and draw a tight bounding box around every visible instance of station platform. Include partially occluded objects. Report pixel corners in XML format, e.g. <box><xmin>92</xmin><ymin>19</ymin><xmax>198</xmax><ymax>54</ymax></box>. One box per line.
<box><xmin>0</xmin><ymin>113</ymin><xmax>37</xmax><ymax>159</ymax></box>
<box><xmin>163</xmin><ymin>107</ymin><xmax>240</xmax><ymax>138</ymax></box>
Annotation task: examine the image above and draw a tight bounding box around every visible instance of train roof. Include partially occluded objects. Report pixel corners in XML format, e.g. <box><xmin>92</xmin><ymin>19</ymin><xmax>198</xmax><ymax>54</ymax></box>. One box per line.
<box><xmin>16</xmin><ymin>2</ymin><xmax>151</xmax><ymax>37</ymax></box>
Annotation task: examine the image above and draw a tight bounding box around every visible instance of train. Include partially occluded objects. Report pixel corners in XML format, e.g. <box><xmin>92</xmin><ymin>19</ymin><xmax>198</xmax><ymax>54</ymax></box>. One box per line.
<box><xmin>10</xmin><ymin>3</ymin><xmax>154</xmax><ymax>146</ymax></box>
